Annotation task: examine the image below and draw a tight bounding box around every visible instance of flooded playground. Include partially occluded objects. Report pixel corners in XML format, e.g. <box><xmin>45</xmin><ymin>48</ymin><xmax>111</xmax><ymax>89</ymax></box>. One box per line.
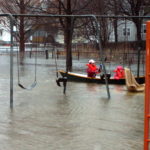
<box><xmin>0</xmin><ymin>55</ymin><xmax>144</xmax><ymax>150</ymax></box>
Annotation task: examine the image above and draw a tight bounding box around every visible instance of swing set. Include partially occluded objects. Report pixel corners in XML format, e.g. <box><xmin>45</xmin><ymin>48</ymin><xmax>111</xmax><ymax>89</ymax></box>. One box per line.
<box><xmin>6</xmin><ymin>14</ymin><xmax>110</xmax><ymax>109</ymax></box>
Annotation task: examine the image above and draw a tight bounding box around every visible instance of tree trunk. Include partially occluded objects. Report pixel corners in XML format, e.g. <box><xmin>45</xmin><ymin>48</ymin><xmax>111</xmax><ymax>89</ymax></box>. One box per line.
<box><xmin>64</xmin><ymin>17</ymin><xmax>73</xmax><ymax>72</ymax></box>
<box><xmin>114</xmin><ymin>18</ymin><xmax>118</xmax><ymax>43</ymax></box>
<box><xmin>64</xmin><ymin>0</ymin><xmax>73</xmax><ymax>72</ymax></box>
<box><xmin>19</xmin><ymin>16</ymin><xmax>25</xmax><ymax>63</ymax></box>
<box><xmin>19</xmin><ymin>16</ymin><xmax>25</xmax><ymax>53</ymax></box>
<box><xmin>19</xmin><ymin>0</ymin><xmax>25</xmax><ymax>53</ymax></box>
<box><xmin>134</xmin><ymin>18</ymin><xmax>142</xmax><ymax>48</ymax></box>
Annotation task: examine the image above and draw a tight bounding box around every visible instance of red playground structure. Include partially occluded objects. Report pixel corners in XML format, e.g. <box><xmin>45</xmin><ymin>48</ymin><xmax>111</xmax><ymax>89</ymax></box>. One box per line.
<box><xmin>144</xmin><ymin>21</ymin><xmax>150</xmax><ymax>150</ymax></box>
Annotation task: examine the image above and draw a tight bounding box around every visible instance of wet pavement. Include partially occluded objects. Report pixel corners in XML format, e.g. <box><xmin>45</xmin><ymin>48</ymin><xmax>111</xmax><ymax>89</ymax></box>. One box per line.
<box><xmin>0</xmin><ymin>55</ymin><xmax>144</xmax><ymax>150</ymax></box>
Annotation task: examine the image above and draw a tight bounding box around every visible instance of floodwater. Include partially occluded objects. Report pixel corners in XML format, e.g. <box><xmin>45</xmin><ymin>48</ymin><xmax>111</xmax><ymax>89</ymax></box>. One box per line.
<box><xmin>0</xmin><ymin>55</ymin><xmax>144</xmax><ymax>150</ymax></box>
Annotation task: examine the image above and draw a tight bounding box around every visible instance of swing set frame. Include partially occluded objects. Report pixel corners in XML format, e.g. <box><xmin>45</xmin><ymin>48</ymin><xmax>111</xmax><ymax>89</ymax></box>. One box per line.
<box><xmin>4</xmin><ymin>13</ymin><xmax>111</xmax><ymax>108</ymax></box>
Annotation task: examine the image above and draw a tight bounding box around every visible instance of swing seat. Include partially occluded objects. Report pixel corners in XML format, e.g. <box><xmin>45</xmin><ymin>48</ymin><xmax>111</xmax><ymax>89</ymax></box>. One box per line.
<box><xmin>100</xmin><ymin>73</ymin><xmax>111</xmax><ymax>80</ymax></box>
<box><xmin>124</xmin><ymin>68</ymin><xmax>145</xmax><ymax>92</ymax></box>
<box><xmin>18</xmin><ymin>81</ymin><xmax>37</xmax><ymax>90</ymax></box>
<box><xmin>56</xmin><ymin>77</ymin><xmax>67</xmax><ymax>87</ymax></box>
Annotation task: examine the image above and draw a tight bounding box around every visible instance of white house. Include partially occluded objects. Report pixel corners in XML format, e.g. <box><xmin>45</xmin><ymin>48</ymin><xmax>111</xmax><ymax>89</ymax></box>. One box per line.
<box><xmin>109</xmin><ymin>19</ymin><xmax>146</xmax><ymax>42</ymax></box>
<box><xmin>0</xmin><ymin>19</ymin><xmax>10</xmax><ymax>43</ymax></box>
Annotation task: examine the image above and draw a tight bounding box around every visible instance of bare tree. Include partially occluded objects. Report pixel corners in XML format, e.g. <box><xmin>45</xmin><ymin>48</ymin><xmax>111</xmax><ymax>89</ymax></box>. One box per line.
<box><xmin>107</xmin><ymin>0</ymin><xmax>121</xmax><ymax>43</ymax></box>
<box><xmin>0</xmin><ymin>0</ymin><xmax>42</xmax><ymax>52</ymax></box>
<box><xmin>43</xmin><ymin>0</ymin><xmax>92</xmax><ymax>71</ymax></box>
<box><xmin>88</xmin><ymin>0</ymin><xmax>111</xmax><ymax>46</ymax></box>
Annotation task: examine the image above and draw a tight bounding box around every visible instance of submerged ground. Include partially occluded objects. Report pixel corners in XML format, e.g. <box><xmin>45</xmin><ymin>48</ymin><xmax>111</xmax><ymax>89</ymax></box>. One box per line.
<box><xmin>0</xmin><ymin>55</ymin><xmax>144</xmax><ymax>150</ymax></box>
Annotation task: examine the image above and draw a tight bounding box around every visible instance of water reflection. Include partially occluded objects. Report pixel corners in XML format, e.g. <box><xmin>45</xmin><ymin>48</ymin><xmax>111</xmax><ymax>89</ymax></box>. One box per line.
<box><xmin>86</xmin><ymin>83</ymin><xmax>99</xmax><ymax>92</ymax></box>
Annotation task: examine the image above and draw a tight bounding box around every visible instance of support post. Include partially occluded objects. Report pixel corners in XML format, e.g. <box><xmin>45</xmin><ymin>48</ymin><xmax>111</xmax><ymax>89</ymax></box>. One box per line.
<box><xmin>144</xmin><ymin>21</ymin><xmax>150</xmax><ymax>150</ymax></box>
<box><xmin>92</xmin><ymin>15</ymin><xmax>110</xmax><ymax>99</ymax></box>
<box><xmin>9</xmin><ymin>14</ymin><xmax>14</xmax><ymax>109</ymax></box>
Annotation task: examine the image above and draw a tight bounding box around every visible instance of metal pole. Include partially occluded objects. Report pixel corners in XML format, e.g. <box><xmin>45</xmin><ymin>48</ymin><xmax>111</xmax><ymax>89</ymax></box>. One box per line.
<box><xmin>8</xmin><ymin>14</ymin><xmax>14</xmax><ymax>109</ymax></box>
<box><xmin>92</xmin><ymin>15</ymin><xmax>110</xmax><ymax>99</ymax></box>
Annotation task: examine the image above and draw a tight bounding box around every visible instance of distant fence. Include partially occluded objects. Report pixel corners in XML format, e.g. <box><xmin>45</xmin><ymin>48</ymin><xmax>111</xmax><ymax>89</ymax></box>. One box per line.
<box><xmin>0</xmin><ymin>45</ymin><xmax>145</xmax><ymax>66</ymax></box>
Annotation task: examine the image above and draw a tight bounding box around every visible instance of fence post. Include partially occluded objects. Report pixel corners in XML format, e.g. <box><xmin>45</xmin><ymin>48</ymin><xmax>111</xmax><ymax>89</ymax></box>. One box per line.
<box><xmin>57</xmin><ymin>49</ymin><xmax>59</xmax><ymax>59</ymax></box>
<box><xmin>77</xmin><ymin>49</ymin><xmax>80</xmax><ymax>60</ymax></box>
<box><xmin>52</xmin><ymin>47</ymin><xmax>54</xmax><ymax>59</ymax></box>
<box><xmin>45</xmin><ymin>49</ymin><xmax>49</xmax><ymax>59</ymax></box>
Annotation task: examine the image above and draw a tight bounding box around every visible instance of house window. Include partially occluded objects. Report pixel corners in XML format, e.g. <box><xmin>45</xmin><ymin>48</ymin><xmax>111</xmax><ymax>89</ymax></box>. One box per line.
<box><xmin>123</xmin><ymin>28</ymin><xmax>130</xmax><ymax>36</ymax></box>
